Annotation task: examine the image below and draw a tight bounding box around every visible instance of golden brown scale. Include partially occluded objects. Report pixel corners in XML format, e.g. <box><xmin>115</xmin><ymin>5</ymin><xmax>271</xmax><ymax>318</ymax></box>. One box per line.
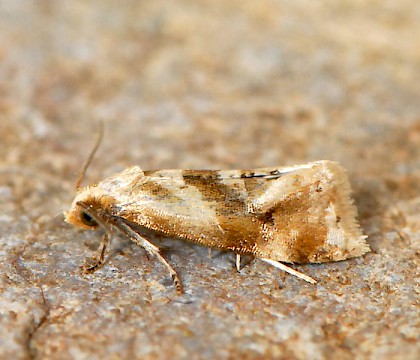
<box><xmin>265</xmin><ymin>185</ymin><xmax>329</xmax><ymax>263</ymax></box>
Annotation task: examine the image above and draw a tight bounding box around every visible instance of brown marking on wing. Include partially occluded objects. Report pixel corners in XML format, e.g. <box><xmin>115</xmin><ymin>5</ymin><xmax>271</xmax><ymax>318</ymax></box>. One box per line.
<box><xmin>131</xmin><ymin>177</ymin><xmax>180</xmax><ymax>200</ymax></box>
<box><xmin>256</xmin><ymin>182</ymin><xmax>329</xmax><ymax>263</ymax></box>
<box><xmin>181</xmin><ymin>172</ymin><xmax>263</xmax><ymax>252</ymax></box>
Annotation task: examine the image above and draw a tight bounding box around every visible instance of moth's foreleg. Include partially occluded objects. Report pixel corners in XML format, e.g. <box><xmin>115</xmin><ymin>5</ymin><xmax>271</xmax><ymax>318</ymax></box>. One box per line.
<box><xmin>260</xmin><ymin>258</ymin><xmax>317</xmax><ymax>284</ymax></box>
<box><xmin>82</xmin><ymin>232</ymin><xmax>112</xmax><ymax>274</ymax></box>
<box><xmin>116</xmin><ymin>220</ymin><xmax>184</xmax><ymax>295</ymax></box>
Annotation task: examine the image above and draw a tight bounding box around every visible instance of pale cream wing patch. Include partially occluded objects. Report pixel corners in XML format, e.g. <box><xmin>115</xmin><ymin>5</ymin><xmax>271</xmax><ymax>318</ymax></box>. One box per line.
<box><xmin>112</xmin><ymin>169</ymin><xmax>220</xmax><ymax>227</ymax></box>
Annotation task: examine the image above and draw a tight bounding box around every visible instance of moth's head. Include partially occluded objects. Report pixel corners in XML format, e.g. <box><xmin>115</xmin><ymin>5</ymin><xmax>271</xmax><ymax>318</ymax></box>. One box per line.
<box><xmin>64</xmin><ymin>186</ymin><xmax>105</xmax><ymax>230</ymax></box>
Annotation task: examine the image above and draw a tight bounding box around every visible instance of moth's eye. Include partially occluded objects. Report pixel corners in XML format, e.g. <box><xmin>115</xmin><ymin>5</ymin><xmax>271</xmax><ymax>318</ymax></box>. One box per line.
<box><xmin>80</xmin><ymin>211</ymin><xmax>97</xmax><ymax>227</ymax></box>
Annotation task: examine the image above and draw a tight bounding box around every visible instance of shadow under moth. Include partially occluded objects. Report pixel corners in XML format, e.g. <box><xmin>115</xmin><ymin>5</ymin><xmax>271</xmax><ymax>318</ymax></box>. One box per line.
<box><xmin>64</xmin><ymin>157</ymin><xmax>370</xmax><ymax>294</ymax></box>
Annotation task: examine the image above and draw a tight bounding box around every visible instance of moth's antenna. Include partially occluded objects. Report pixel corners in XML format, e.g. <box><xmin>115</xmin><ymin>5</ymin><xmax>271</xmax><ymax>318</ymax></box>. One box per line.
<box><xmin>75</xmin><ymin>120</ymin><xmax>104</xmax><ymax>189</ymax></box>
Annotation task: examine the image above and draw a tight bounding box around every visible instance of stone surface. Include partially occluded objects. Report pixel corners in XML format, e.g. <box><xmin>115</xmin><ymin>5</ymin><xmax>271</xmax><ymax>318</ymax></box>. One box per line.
<box><xmin>0</xmin><ymin>1</ymin><xmax>419</xmax><ymax>359</ymax></box>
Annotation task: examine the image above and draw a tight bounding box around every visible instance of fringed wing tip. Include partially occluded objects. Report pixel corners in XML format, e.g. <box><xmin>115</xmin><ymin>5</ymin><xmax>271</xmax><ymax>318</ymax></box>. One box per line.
<box><xmin>323</xmin><ymin>161</ymin><xmax>370</xmax><ymax>257</ymax></box>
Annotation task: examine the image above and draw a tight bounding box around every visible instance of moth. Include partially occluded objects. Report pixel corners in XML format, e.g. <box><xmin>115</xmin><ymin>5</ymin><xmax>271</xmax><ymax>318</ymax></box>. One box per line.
<box><xmin>64</xmin><ymin>159</ymin><xmax>370</xmax><ymax>294</ymax></box>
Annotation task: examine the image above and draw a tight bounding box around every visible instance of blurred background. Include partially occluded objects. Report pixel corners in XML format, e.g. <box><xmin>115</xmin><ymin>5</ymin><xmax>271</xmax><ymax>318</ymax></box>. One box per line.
<box><xmin>0</xmin><ymin>1</ymin><xmax>418</xmax><ymax>359</ymax></box>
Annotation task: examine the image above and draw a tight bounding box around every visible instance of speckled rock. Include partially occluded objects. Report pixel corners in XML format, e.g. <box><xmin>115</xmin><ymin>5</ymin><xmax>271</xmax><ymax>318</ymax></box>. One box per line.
<box><xmin>0</xmin><ymin>1</ymin><xmax>419</xmax><ymax>359</ymax></box>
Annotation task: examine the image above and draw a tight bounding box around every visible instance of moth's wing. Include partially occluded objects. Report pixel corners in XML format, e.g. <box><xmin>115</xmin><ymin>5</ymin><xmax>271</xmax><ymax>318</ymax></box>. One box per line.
<box><xmin>231</xmin><ymin>161</ymin><xmax>369</xmax><ymax>262</ymax></box>
<box><xmin>107</xmin><ymin>166</ymin><xmax>307</xmax><ymax>238</ymax></box>
<box><xmin>110</xmin><ymin>161</ymin><xmax>351</xmax><ymax>218</ymax></box>
<box><xmin>103</xmin><ymin>161</ymin><xmax>368</xmax><ymax>262</ymax></box>
<box><xmin>128</xmin><ymin>161</ymin><xmax>335</xmax><ymax>216</ymax></box>
<box><xmin>217</xmin><ymin>161</ymin><xmax>330</xmax><ymax>215</ymax></box>
<box><xmin>139</xmin><ymin>166</ymin><xmax>307</xmax><ymax>216</ymax></box>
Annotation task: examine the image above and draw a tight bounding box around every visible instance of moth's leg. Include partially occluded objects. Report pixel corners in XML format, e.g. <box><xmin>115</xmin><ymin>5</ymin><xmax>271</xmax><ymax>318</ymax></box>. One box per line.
<box><xmin>116</xmin><ymin>220</ymin><xmax>184</xmax><ymax>294</ymax></box>
<box><xmin>83</xmin><ymin>232</ymin><xmax>112</xmax><ymax>274</ymax></box>
<box><xmin>236</xmin><ymin>254</ymin><xmax>241</xmax><ymax>272</ymax></box>
<box><xmin>208</xmin><ymin>248</ymin><xmax>212</xmax><ymax>259</ymax></box>
<box><xmin>260</xmin><ymin>258</ymin><xmax>317</xmax><ymax>284</ymax></box>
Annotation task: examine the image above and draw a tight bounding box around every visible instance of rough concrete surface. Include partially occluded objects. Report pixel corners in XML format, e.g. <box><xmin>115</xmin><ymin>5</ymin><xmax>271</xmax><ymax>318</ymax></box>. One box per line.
<box><xmin>0</xmin><ymin>1</ymin><xmax>419</xmax><ymax>359</ymax></box>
